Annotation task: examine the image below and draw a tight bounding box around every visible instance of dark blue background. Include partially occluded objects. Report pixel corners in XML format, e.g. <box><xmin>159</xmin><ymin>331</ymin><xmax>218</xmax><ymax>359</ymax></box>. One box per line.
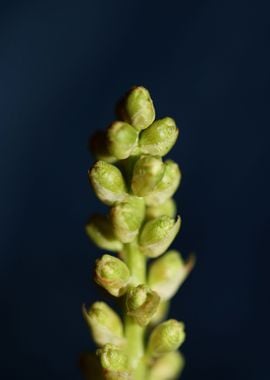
<box><xmin>1</xmin><ymin>1</ymin><xmax>269</xmax><ymax>379</ymax></box>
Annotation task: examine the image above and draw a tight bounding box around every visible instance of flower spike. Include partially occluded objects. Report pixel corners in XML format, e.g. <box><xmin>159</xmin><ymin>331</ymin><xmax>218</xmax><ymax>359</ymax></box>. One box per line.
<box><xmin>82</xmin><ymin>86</ymin><xmax>194</xmax><ymax>380</ymax></box>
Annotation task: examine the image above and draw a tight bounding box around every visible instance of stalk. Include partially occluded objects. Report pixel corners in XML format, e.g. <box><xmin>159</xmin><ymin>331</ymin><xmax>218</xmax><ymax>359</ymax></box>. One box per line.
<box><xmin>124</xmin><ymin>240</ymin><xmax>146</xmax><ymax>284</ymax></box>
<box><xmin>124</xmin><ymin>242</ymin><xmax>146</xmax><ymax>380</ymax></box>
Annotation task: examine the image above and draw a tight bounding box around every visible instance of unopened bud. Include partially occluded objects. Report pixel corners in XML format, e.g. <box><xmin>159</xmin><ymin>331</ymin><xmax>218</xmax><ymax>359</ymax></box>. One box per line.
<box><xmin>107</xmin><ymin>121</ymin><xmax>138</xmax><ymax>159</ymax></box>
<box><xmin>126</xmin><ymin>284</ymin><xmax>160</xmax><ymax>326</ymax></box>
<box><xmin>150</xmin><ymin>300</ymin><xmax>169</xmax><ymax>326</ymax></box>
<box><xmin>89</xmin><ymin>161</ymin><xmax>127</xmax><ymax>205</ymax></box>
<box><xmin>147</xmin><ymin>319</ymin><xmax>186</xmax><ymax>357</ymax></box>
<box><xmin>97</xmin><ymin>344</ymin><xmax>129</xmax><ymax>375</ymax></box>
<box><xmin>86</xmin><ymin>214</ymin><xmax>123</xmax><ymax>252</ymax></box>
<box><xmin>121</xmin><ymin>86</ymin><xmax>155</xmax><ymax>131</ymax></box>
<box><xmin>110</xmin><ymin>196</ymin><xmax>145</xmax><ymax>243</ymax></box>
<box><xmin>145</xmin><ymin>160</ymin><xmax>181</xmax><ymax>206</ymax></box>
<box><xmin>146</xmin><ymin>198</ymin><xmax>176</xmax><ymax>220</ymax></box>
<box><xmin>140</xmin><ymin>117</ymin><xmax>179</xmax><ymax>156</ymax></box>
<box><xmin>148</xmin><ymin>351</ymin><xmax>185</xmax><ymax>380</ymax></box>
<box><xmin>82</xmin><ymin>302</ymin><xmax>124</xmax><ymax>347</ymax></box>
<box><xmin>95</xmin><ymin>255</ymin><xmax>130</xmax><ymax>296</ymax></box>
<box><xmin>149</xmin><ymin>251</ymin><xmax>195</xmax><ymax>300</ymax></box>
<box><xmin>131</xmin><ymin>156</ymin><xmax>165</xmax><ymax>197</ymax></box>
<box><xmin>139</xmin><ymin>216</ymin><xmax>181</xmax><ymax>258</ymax></box>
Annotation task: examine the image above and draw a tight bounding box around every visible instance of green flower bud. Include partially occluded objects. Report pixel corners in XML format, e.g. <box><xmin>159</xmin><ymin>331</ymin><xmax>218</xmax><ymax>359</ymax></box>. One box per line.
<box><xmin>150</xmin><ymin>300</ymin><xmax>169</xmax><ymax>326</ymax></box>
<box><xmin>110</xmin><ymin>196</ymin><xmax>145</xmax><ymax>243</ymax></box>
<box><xmin>145</xmin><ymin>160</ymin><xmax>181</xmax><ymax>206</ymax></box>
<box><xmin>131</xmin><ymin>156</ymin><xmax>165</xmax><ymax>197</ymax></box>
<box><xmin>148</xmin><ymin>251</ymin><xmax>195</xmax><ymax>300</ymax></box>
<box><xmin>147</xmin><ymin>320</ymin><xmax>186</xmax><ymax>358</ymax></box>
<box><xmin>85</xmin><ymin>214</ymin><xmax>123</xmax><ymax>252</ymax></box>
<box><xmin>95</xmin><ymin>254</ymin><xmax>130</xmax><ymax>296</ymax></box>
<box><xmin>146</xmin><ymin>198</ymin><xmax>176</xmax><ymax>220</ymax></box>
<box><xmin>90</xmin><ymin>131</ymin><xmax>117</xmax><ymax>163</ymax></box>
<box><xmin>140</xmin><ymin>117</ymin><xmax>179</xmax><ymax>156</ymax></box>
<box><xmin>107</xmin><ymin>121</ymin><xmax>139</xmax><ymax>159</ymax></box>
<box><xmin>139</xmin><ymin>216</ymin><xmax>181</xmax><ymax>258</ymax></box>
<box><xmin>80</xmin><ymin>352</ymin><xmax>104</xmax><ymax>380</ymax></box>
<box><xmin>82</xmin><ymin>302</ymin><xmax>125</xmax><ymax>347</ymax></box>
<box><xmin>97</xmin><ymin>344</ymin><xmax>129</xmax><ymax>377</ymax></box>
<box><xmin>89</xmin><ymin>161</ymin><xmax>127</xmax><ymax>205</ymax></box>
<box><xmin>148</xmin><ymin>351</ymin><xmax>185</xmax><ymax>380</ymax></box>
<box><xmin>126</xmin><ymin>284</ymin><xmax>160</xmax><ymax>326</ymax></box>
<box><xmin>121</xmin><ymin>86</ymin><xmax>155</xmax><ymax>131</ymax></box>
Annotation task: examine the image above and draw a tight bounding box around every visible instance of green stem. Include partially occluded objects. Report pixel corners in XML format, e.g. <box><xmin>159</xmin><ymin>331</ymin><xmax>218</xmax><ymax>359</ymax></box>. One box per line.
<box><xmin>123</xmin><ymin>241</ymin><xmax>147</xmax><ymax>380</ymax></box>
<box><xmin>124</xmin><ymin>240</ymin><xmax>146</xmax><ymax>284</ymax></box>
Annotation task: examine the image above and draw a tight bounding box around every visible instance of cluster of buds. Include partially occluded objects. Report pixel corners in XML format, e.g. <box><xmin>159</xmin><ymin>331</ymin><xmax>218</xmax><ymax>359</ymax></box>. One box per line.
<box><xmin>82</xmin><ymin>87</ymin><xmax>194</xmax><ymax>380</ymax></box>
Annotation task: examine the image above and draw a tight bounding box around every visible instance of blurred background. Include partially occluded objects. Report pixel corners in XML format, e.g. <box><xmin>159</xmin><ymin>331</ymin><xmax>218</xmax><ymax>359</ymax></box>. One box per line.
<box><xmin>0</xmin><ymin>0</ymin><xmax>269</xmax><ymax>379</ymax></box>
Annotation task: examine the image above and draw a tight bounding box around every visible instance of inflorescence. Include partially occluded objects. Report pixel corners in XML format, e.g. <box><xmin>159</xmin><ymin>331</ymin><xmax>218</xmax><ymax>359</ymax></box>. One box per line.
<box><xmin>81</xmin><ymin>86</ymin><xmax>194</xmax><ymax>380</ymax></box>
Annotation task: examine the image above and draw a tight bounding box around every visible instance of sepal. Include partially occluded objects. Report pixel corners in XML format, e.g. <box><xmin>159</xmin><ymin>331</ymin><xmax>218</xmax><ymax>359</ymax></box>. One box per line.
<box><xmin>145</xmin><ymin>160</ymin><xmax>181</xmax><ymax>206</ymax></box>
<box><xmin>148</xmin><ymin>251</ymin><xmax>195</xmax><ymax>300</ymax></box>
<box><xmin>119</xmin><ymin>86</ymin><xmax>155</xmax><ymax>131</ymax></box>
<box><xmin>140</xmin><ymin>117</ymin><xmax>179</xmax><ymax>156</ymax></box>
<box><xmin>89</xmin><ymin>160</ymin><xmax>127</xmax><ymax>205</ymax></box>
<box><xmin>126</xmin><ymin>284</ymin><xmax>160</xmax><ymax>326</ymax></box>
<box><xmin>139</xmin><ymin>216</ymin><xmax>181</xmax><ymax>258</ymax></box>
<box><xmin>147</xmin><ymin>319</ymin><xmax>186</xmax><ymax>358</ymax></box>
<box><xmin>107</xmin><ymin>121</ymin><xmax>138</xmax><ymax>159</ymax></box>
<box><xmin>146</xmin><ymin>198</ymin><xmax>176</xmax><ymax>220</ymax></box>
<box><xmin>110</xmin><ymin>196</ymin><xmax>145</xmax><ymax>243</ymax></box>
<box><xmin>150</xmin><ymin>300</ymin><xmax>169</xmax><ymax>326</ymax></box>
<box><xmin>86</xmin><ymin>214</ymin><xmax>123</xmax><ymax>251</ymax></box>
<box><xmin>148</xmin><ymin>351</ymin><xmax>185</xmax><ymax>380</ymax></box>
<box><xmin>131</xmin><ymin>156</ymin><xmax>164</xmax><ymax>197</ymax></box>
<box><xmin>97</xmin><ymin>344</ymin><xmax>131</xmax><ymax>380</ymax></box>
<box><xmin>95</xmin><ymin>254</ymin><xmax>130</xmax><ymax>296</ymax></box>
<box><xmin>82</xmin><ymin>302</ymin><xmax>125</xmax><ymax>346</ymax></box>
